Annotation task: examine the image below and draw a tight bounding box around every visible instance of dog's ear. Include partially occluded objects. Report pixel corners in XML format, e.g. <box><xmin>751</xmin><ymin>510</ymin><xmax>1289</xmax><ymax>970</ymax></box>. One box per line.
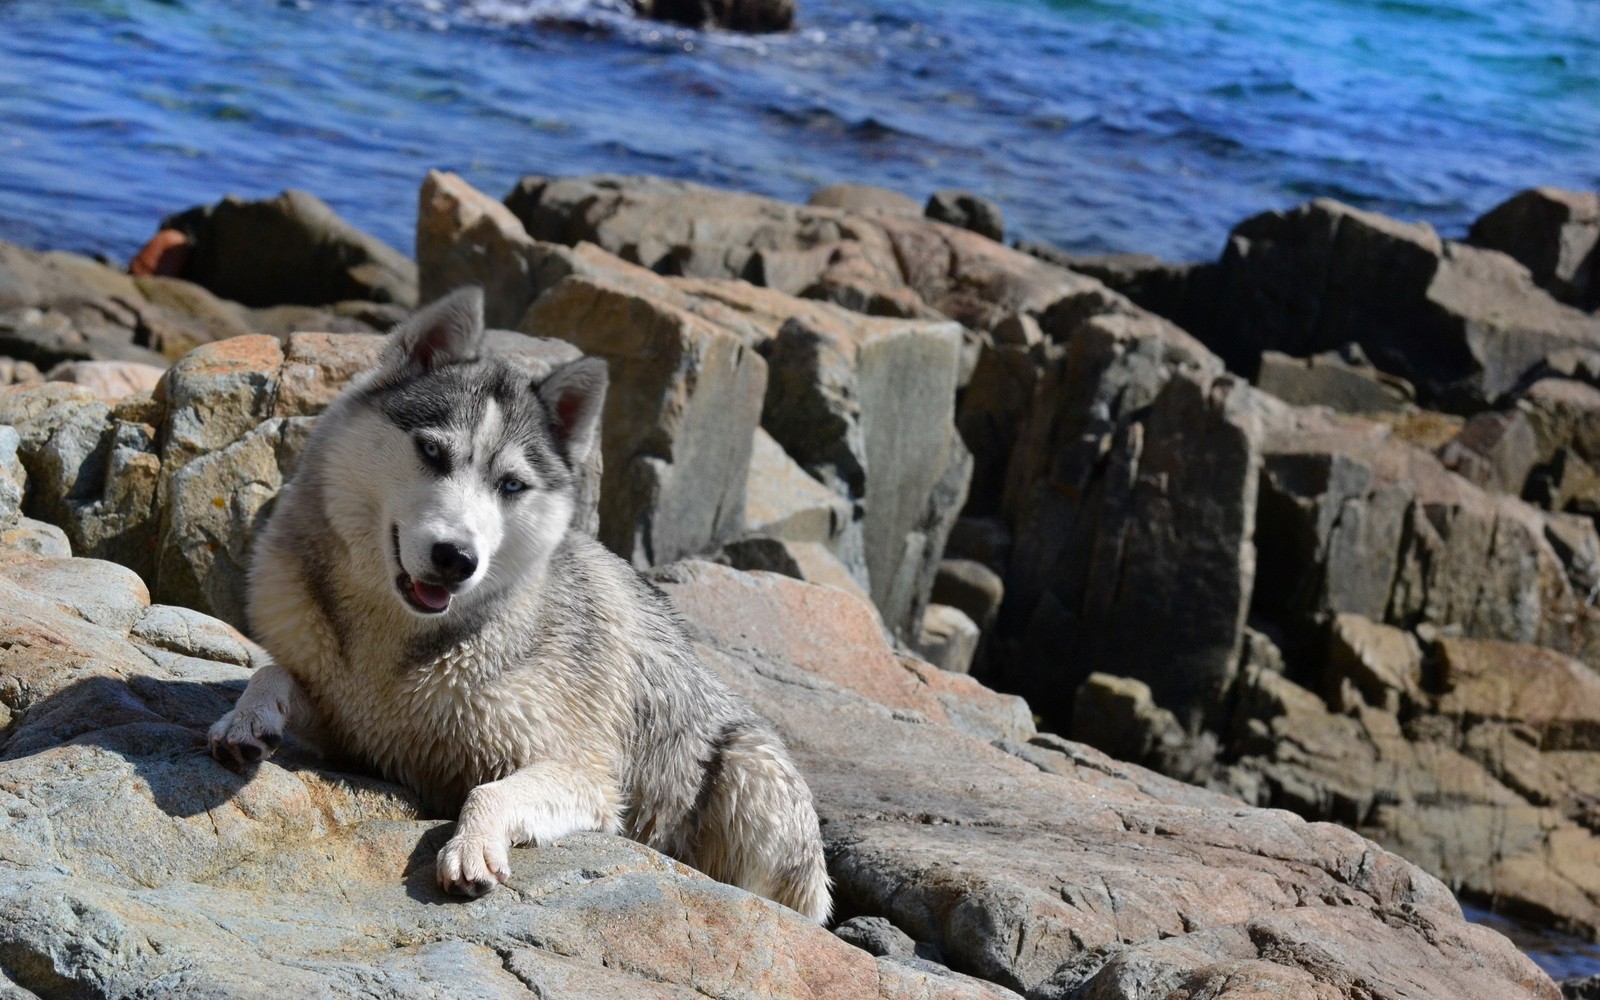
<box><xmin>378</xmin><ymin>287</ymin><xmax>485</xmax><ymax>376</ymax></box>
<box><xmin>537</xmin><ymin>357</ymin><xmax>608</xmax><ymax>468</ymax></box>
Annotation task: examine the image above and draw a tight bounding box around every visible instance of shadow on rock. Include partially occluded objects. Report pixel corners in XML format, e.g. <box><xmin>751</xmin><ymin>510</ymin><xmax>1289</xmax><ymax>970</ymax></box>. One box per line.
<box><xmin>0</xmin><ymin>672</ymin><xmax>418</xmax><ymax>823</ymax></box>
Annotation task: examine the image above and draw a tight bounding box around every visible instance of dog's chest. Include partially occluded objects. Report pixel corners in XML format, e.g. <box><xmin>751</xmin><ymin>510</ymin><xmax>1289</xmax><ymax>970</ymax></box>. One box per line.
<box><xmin>312</xmin><ymin>636</ymin><xmax>615</xmax><ymax>809</ymax></box>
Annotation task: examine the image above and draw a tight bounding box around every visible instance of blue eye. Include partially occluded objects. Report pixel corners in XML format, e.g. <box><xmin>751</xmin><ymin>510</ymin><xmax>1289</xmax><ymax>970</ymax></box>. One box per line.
<box><xmin>500</xmin><ymin>477</ymin><xmax>526</xmax><ymax>496</ymax></box>
<box><xmin>421</xmin><ymin>440</ymin><xmax>440</xmax><ymax>458</ymax></box>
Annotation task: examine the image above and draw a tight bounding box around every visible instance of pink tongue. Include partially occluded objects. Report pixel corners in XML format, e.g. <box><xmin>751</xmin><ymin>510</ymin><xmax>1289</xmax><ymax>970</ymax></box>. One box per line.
<box><xmin>411</xmin><ymin>580</ymin><xmax>452</xmax><ymax>611</ymax></box>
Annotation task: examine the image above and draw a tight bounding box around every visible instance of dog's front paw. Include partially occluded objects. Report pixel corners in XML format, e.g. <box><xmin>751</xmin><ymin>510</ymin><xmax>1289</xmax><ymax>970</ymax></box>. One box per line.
<box><xmin>437</xmin><ymin>831</ymin><xmax>511</xmax><ymax>897</ymax></box>
<box><xmin>207</xmin><ymin>705</ymin><xmax>284</xmax><ymax>769</ymax></box>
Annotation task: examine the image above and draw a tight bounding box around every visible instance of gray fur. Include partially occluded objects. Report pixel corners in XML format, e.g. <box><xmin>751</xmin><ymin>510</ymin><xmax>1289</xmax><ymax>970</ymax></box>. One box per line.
<box><xmin>210</xmin><ymin>288</ymin><xmax>831</xmax><ymax>922</ymax></box>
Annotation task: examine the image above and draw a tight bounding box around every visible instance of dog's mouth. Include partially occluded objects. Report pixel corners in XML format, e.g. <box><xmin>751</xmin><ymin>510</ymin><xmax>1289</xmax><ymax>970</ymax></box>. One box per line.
<box><xmin>392</xmin><ymin>524</ymin><xmax>452</xmax><ymax>615</ymax></box>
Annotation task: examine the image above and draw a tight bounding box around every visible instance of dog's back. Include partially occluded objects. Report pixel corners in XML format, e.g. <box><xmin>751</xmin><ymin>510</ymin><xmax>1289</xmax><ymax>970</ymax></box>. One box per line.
<box><xmin>227</xmin><ymin>288</ymin><xmax>830</xmax><ymax>921</ymax></box>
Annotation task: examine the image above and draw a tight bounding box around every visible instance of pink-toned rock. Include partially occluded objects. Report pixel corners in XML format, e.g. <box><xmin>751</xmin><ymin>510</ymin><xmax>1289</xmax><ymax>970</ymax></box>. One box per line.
<box><xmin>45</xmin><ymin>359</ymin><xmax>167</xmax><ymax>400</ymax></box>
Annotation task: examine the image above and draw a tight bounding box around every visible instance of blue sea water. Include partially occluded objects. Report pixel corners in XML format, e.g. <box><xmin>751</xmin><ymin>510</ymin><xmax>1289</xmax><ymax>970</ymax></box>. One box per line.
<box><xmin>0</xmin><ymin>0</ymin><xmax>1596</xmax><ymax>266</ymax></box>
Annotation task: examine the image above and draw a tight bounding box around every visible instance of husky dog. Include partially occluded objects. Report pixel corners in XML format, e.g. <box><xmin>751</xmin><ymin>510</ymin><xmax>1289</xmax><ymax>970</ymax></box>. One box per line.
<box><xmin>208</xmin><ymin>288</ymin><xmax>831</xmax><ymax>922</ymax></box>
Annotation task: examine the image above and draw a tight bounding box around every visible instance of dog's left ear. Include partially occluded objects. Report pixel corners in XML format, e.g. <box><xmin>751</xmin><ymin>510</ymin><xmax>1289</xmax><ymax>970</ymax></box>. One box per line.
<box><xmin>378</xmin><ymin>287</ymin><xmax>485</xmax><ymax>377</ymax></box>
<box><xmin>537</xmin><ymin>357</ymin><xmax>608</xmax><ymax>468</ymax></box>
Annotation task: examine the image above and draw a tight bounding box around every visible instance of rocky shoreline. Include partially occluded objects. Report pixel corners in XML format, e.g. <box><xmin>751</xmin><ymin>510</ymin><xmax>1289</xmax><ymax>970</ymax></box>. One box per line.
<box><xmin>2</xmin><ymin>172</ymin><xmax>1598</xmax><ymax>998</ymax></box>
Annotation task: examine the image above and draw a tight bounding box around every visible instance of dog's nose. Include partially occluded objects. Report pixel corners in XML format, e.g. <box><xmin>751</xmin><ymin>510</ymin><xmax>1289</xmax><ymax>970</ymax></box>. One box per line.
<box><xmin>430</xmin><ymin>542</ymin><xmax>478</xmax><ymax>584</ymax></box>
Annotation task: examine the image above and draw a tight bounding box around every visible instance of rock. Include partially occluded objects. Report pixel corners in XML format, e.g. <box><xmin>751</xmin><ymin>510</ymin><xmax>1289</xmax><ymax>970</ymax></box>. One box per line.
<box><xmin>44</xmin><ymin>359</ymin><xmax>166</xmax><ymax>400</ymax></box>
<box><xmin>759</xmin><ymin>306</ymin><xmax>968</xmax><ymax>639</ymax></box>
<box><xmin>808</xmin><ymin>184</ymin><xmax>923</xmax><ymax>217</ymax></box>
<box><xmin>742</xmin><ymin>427</ymin><xmax>850</xmax><ymax>546</ymax></box>
<box><xmin>1470</xmin><ymin>187</ymin><xmax>1599</xmax><ymax>310</ymax></box>
<box><xmin>0</xmin><ymin>357</ymin><xmax>42</xmax><ymax>386</ymax></box>
<box><xmin>636</xmin><ymin>0</ymin><xmax>795</xmax><ymax>32</ymax></box>
<box><xmin>1006</xmin><ymin>363</ymin><xmax>1265</xmax><ymax>731</ymax></box>
<box><xmin>955</xmin><ymin>342</ymin><xmax>1042</xmax><ymax>516</ymax></box>
<box><xmin>924</xmin><ymin>190</ymin><xmax>1004</xmax><ymax>243</ymax></box>
<box><xmin>833</xmin><ymin>915</ymin><xmax>919</xmax><ymax>958</ymax></box>
<box><xmin>1070</xmin><ymin>672</ymin><xmax>1192</xmax><ymax>777</ymax></box>
<box><xmin>502</xmin><ymin>173</ymin><xmax>1118</xmax><ymax>335</ymax></box>
<box><xmin>415</xmin><ymin>169</ymin><xmax>603</xmax><ymax>329</ymax></box>
<box><xmin>943</xmin><ymin>516</ymin><xmax>1012</xmax><ymax>576</ymax></box>
<box><xmin>128</xmin><ymin>227</ymin><xmax>191</xmax><ymax>277</ymax></box>
<box><xmin>913</xmin><ymin>604</ymin><xmax>980</xmax><ymax>674</ymax></box>
<box><xmin>0</xmin><ymin>239</ymin><xmax>298</xmax><ymax>369</ymax></box>
<box><xmin>1433</xmin><ymin>638</ymin><xmax>1600</xmax><ymax>751</ymax></box>
<box><xmin>1015</xmin><ymin>243</ymin><xmax>1224</xmax><ymax>345</ymax></box>
<box><xmin>0</xmin><ymin>523</ymin><xmax>1559</xmax><ymax>999</ymax></box>
<box><xmin>931</xmin><ymin>559</ymin><xmax>1003</xmax><ymax>634</ymax></box>
<box><xmin>161</xmin><ymin>189</ymin><xmax>418</xmax><ymax>309</ymax></box>
<box><xmin>990</xmin><ymin>312</ymin><xmax>1042</xmax><ymax>347</ymax></box>
<box><xmin>0</xmin><ymin>424</ymin><xmax>23</xmax><ymax>525</ymax></box>
<box><xmin>1521</xmin><ymin>378</ymin><xmax>1600</xmax><ymax>463</ymax></box>
<box><xmin>1216</xmin><ymin>198</ymin><xmax>1600</xmax><ymax>407</ymax></box>
<box><xmin>1438</xmin><ymin>408</ymin><xmax>1541</xmax><ymax>495</ymax></box>
<box><xmin>0</xmin><ymin>243</ymin><xmax>171</xmax><ymax>369</ymax></box>
<box><xmin>0</xmin><ymin>516</ymin><xmax>69</xmax><ymax>557</ymax></box>
<box><xmin>1254</xmin><ymin>348</ymin><xmax>1414</xmax><ymax>413</ymax></box>
<box><xmin>1252</xmin><ymin>405</ymin><xmax>1587</xmax><ymax>653</ymax></box>
<box><xmin>522</xmin><ymin>272</ymin><xmax>767</xmax><ymax>569</ymax></box>
<box><xmin>715</xmin><ymin>536</ymin><xmax>875</xmax><ymax>613</ymax></box>
<box><xmin>1545</xmin><ymin>512</ymin><xmax>1600</xmax><ymax>601</ymax></box>
<box><xmin>1565</xmin><ymin>973</ymin><xmax>1600</xmax><ymax>999</ymax></box>
<box><xmin>1322</xmin><ymin>613</ymin><xmax>1422</xmax><ymax>713</ymax></box>
<box><xmin>659</xmin><ymin>562</ymin><xmax>1032</xmax><ymax>744</ymax></box>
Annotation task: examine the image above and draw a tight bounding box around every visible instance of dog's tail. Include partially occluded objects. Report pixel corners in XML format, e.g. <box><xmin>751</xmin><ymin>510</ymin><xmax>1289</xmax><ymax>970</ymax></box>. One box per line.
<box><xmin>692</xmin><ymin>722</ymin><xmax>832</xmax><ymax>924</ymax></box>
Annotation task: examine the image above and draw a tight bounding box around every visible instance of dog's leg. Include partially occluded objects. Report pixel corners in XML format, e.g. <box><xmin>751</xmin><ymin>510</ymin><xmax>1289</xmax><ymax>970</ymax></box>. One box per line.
<box><xmin>208</xmin><ymin>659</ymin><xmax>305</xmax><ymax>768</ymax></box>
<box><xmin>693</xmin><ymin>724</ymin><xmax>832</xmax><ymax>924</ymax></box>
<box><xmin>436</xmin><ymin>759</ymin><xmax>621</xmax><ymax>897</ymax></box>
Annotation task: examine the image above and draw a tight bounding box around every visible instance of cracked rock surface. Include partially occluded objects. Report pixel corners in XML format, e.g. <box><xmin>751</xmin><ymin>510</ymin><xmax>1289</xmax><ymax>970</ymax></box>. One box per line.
<box><xmin>0</xmin><ymin>536</ymin><xmax>1550</xmax><ymax>997</ymax></box>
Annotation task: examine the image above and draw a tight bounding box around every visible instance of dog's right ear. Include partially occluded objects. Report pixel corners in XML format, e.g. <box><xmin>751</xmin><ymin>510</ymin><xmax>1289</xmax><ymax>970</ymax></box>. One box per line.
<box><xmin>537</xmin><ymin>356</ymin><xmax>608</xmax><ymax>469</ymax></box>
<box><xmin>377</xmin><ymin>287</ymin><xmax>485</xmax><ymax>378</ymax></box>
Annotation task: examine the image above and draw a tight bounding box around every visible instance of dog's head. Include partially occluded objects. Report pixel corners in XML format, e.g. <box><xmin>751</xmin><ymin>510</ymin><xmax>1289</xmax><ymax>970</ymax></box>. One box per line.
<box><xmin>324</xmin><ymin>287</ymin><xmax>606</xmax><ymax>619</ymax></box>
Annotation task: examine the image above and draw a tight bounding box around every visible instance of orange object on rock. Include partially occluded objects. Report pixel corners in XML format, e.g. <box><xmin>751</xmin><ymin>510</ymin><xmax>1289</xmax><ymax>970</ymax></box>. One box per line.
<box><xmin>129</xmin><ymin>228</ymin><xmax>191</xmax><ymax>277</ymax></box>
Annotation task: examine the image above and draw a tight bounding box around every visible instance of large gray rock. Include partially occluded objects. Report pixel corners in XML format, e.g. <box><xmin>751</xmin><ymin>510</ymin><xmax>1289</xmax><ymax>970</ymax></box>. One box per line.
<box><xmin>742</xmin><ymin>427</ymin><xmax>851</xmax><ymax>547</ymax></box>
<box><xmin>415</xmin><ymin>169</ymin><xmax>621</xmax><ymax>329</ymax></box>
<box><xmin>760</xmin><ymin>307</ymin><xmax>968</xmax><ymax>639</ymax></box>
<box><xmin>997</xmin><ymin>311</ymin><xmax>1242</xmax><ymax>729</ymax></box>
<box><xmin>1217</xmin><ymin>198</ymin><xmax>1600</xmax><ymax>407</ymax></box>
<box><xmin>422</xmin><ymin>173</ymin><xmax>975</xmax><ymax>638</ymax></box>
<box><xmin>924</xmin><ymin>190</ymin><xmax>1005</xmax><ymax>243</ymax></box>
<box><xmin>0</xmin><ymin>497</ymin><xmax>1563</xmax><ymax>999</ymax></box>
<box><xmin>1254</xmin><ymin>348</ymin><xmax>1414</xmax><ymax>413</ymax></box>
<box><xmin>1470</xmin><ymin>187</ymin><xmax>1599</xmax><ymax>310</ymax></box>
<box><xmin>913</xmin><ymin>603</ymin><xmax>981</xmax><ymax>674</ymax></box>
<box><xmin>522</xmin><ymin>272</ymin><xmax>767</xmax><ymax>569</ymax></box>
<box><xmin>1254</xmin><ymin>405</ymin><xmax>1598</xmax><ymax>660</ymax></box>
<box><xmin>161</xmin><ymin>189</ymin><xmax>418</xmax><ymax>309</ymax></box>
<box><xmin>0</xmin><ymin>424</ymin><xmax>24</xmax><ymax>526</ymax></box>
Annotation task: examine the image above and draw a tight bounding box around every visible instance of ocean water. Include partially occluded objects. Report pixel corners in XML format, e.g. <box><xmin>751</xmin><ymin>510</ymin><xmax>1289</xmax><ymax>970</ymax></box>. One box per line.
<box><xmin>0</xmin><ymin>0</ymin><xmax>1596</xmax><ymax>267</ymax></box>
<box><xmin>1461</xmin><ymin>902</ymin><xmax>1600</xmax><ymax>984</ymax></box>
